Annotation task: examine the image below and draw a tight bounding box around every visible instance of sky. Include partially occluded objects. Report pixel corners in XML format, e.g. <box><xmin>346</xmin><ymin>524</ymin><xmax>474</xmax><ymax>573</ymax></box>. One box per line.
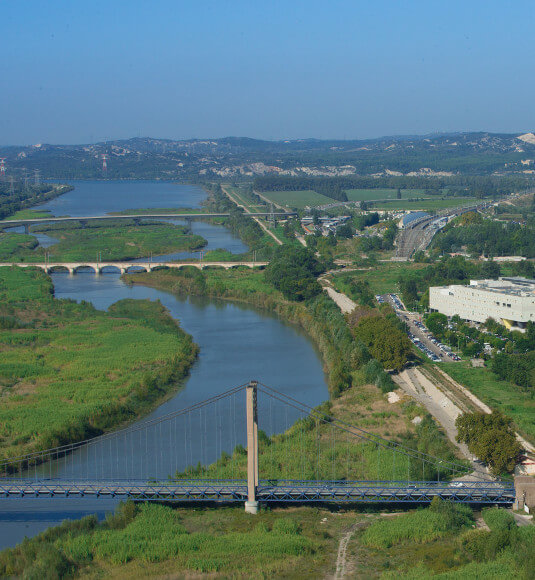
<box><xmin>1</xmin><ymin>0</ymin><xmax>534</xmax><ymax>145</ymax></box>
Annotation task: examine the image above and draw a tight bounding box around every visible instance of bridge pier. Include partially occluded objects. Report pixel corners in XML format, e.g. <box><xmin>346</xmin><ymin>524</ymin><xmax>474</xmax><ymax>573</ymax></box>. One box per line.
<box><xmin>245</xmin><ymin>381</ymin><xmax>259</xmax><ymax>514</ymax></box>
<box><xmin>24</xmin><ymin>224</ymin><xmax>30</xmax><ymax>235</ymax></box>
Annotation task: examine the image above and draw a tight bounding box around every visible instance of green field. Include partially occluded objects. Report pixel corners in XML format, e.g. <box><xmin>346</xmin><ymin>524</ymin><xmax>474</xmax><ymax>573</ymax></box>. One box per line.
<box><xmin>439</xmin><ymin>361</ymin><xmax>535</xmax><ymax>443</ymax></box>
<box><xmin>258</xmin><ymin>190</ymin><xmax>334</xmax><ymax>208</ymax></box>
<box><xmin>372</xmin><ymin>197</ymin><xmax>478</xmax><ymax>211</ymax></box>
<box><xmin>0</xmin><ymin>266</ymin><xmax>198</xmax><ymax>459</ymax></box>
<box><xmin>3</xmin><ymin>209</ymin><xmax>53</xmax><ymax>221</ymax></box>
<box><xmin>0</xmin><ymin>221</ymin><xmax>206</xmax><ymax>262</ymax></box>
<box><xmin>345</xmin><ymin>188</ymin><xmax>428</xmax><ymax>201</ymax></box>
<box><xmin>332</xmin><ymin>261</ymin><xmax>428</xmax><ymax>296</ymax></box>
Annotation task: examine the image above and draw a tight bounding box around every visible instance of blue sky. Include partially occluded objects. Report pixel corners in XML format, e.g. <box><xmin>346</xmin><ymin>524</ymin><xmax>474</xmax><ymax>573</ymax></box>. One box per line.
<box><xmin>1</xmin><ymin>0</ymin><xmax>534</xmax><ymax>144</ymax></box>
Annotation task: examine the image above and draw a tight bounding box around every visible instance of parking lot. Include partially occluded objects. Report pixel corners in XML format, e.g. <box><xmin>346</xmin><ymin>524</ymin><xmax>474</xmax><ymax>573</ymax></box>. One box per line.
<box><xmin>378</xmin><ymin>294</ymin><xmax>461</xmax><ymax>363</ymax></box>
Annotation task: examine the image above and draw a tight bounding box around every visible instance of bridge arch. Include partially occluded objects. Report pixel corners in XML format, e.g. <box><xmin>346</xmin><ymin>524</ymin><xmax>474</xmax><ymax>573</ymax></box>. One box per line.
<box><xmin>46</xmin><ymin>265</ymin><xmax>71</xmax><ymax>274</ymax></box>
<box><xmin>72</xmin><ymin>265</ymin><xmax>97</xmax><ymax>274</ymax></box>
<box><xmin>98</xmin><ymin>265</ymin><xmax>122</xmax><ymax>274</ymax></box>
<box><xmin>122</xmin><ymin>265</ymin><xmax>148</xmax><ymax>274</ymax></box>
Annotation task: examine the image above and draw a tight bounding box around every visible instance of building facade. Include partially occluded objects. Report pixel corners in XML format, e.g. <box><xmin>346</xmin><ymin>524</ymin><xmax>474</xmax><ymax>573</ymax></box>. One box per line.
<box><xmin>429</xmin><ymin>277</ymin><xmax>535</xmax><ymax>331</ymax></box>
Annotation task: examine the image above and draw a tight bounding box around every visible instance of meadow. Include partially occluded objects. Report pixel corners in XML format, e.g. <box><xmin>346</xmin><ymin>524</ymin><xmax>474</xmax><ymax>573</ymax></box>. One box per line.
<box><xmin>257</xmin><ymin>189</ymin><xmax>334</xmax><ymax>208</ymax></box>
<box><xmin>3</xmin><ymin>209</ymin><xmax>53</xmax><ymax>220</ymax></box>
<box><xmin>0</xmin><ymin>266</ymin><xmax>198</xmax><ymax>459</ymax></box>
<box><xmin>331</xmin><ymin>262</ymin><xmax>428</xmax><ymax>296</ymax></box>
<box><xmin>439</xmin><ymin>361</ymin><xmax>535</xmax><ymax>444</ymax></box>
<box><xmin>345</xmin><ymin>188</ymin><xmax>428</xmax><ymax>201</ymax></box>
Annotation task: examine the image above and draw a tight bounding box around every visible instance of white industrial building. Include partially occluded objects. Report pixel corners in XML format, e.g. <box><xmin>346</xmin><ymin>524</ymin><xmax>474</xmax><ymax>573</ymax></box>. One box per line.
<box><xmin>429</xmin><ymin>277</ymin><xmax>535</xmax><ymax>332</ymax></box>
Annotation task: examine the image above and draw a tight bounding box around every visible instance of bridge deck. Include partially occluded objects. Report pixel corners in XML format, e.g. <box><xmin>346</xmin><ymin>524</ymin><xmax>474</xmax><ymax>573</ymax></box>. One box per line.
<box><xmin>0</xmin><ymin>479</ymin><xmax>515</xmax><ymax>504</ymax></box>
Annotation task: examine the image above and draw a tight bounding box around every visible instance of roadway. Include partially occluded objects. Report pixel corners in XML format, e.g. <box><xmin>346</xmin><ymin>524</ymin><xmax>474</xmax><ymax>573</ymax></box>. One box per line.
<box><xmin>0</xmin><ymin>479</ymin><xmax>515</xmax><ymax>504</ymax></box>
<box><xmin>0</xmin><ymin>211</ymin><xmax>297</xmax><ymax>230</ymax></box>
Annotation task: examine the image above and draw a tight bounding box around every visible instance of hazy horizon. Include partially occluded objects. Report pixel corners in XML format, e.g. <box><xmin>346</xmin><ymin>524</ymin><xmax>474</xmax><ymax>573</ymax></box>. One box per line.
<box><xmin>2</xmin><ymin>0</ymin><xmax>534</xmax><ymax>145</ymax></box>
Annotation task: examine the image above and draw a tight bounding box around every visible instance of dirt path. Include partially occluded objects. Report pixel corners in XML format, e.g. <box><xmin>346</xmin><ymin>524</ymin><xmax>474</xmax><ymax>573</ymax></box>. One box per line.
<box><xmin>393</xmin><ymin>367</ymin><xmax>479</xmax><ymax>469</ymax></box>
<box><xmin>333</xmin><ymin>521</ymin><xmax>366</xmax><ymax>580</ymax></box>
<box><xmin>325</xmin><ymin>287</ymin><xmax>356</xmax><ymax>314</ymax></box>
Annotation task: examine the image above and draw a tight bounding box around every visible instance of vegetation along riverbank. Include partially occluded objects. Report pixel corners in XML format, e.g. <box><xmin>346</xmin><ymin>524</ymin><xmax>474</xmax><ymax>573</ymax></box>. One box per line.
<box><xmin>125</xmin><ymin>245</ymin><xmax>462</xmax><ymax>482</ymax></box>
<box><xmin>0</xmin><ymin>266</ymin><xmax>198</xmax><ymax>462</ymax></box>
<box><xmin>1</xmin><ymin>497</ymin><xmax>532</xmax><ymax>578</ymax></box>
<box><xmin>0</xmin><ymin>219</ymin><xmax>206</xmax><ymax>262</ymax></box>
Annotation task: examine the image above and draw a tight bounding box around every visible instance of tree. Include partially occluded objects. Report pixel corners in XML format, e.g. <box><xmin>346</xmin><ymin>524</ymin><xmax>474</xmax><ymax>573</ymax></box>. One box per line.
<box><xmin>426</xmin><ymin>312</ymin><xmax>448</xmax><ymax>338</ymax></box>
<box><xmin>456</xmin><ymin>411</ymin><xmax>522</xmax><ymax>474</ymax></box>
<box><xmin>264</xmin><ymin>245</ymin><xmax>326</xmax><ymax>302</ymax></box>
<box><xmin>353</xmin><ymin>314</ymin><xmax>413</xmax><ymax>371</ymax></box>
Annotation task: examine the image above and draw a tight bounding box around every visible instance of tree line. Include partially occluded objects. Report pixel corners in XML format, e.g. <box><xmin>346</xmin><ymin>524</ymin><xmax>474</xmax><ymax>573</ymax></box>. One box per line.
<box><xmin>253</xmin><ymin>175</ymin><xmax>533</xmax><ymax>199</ymax></box>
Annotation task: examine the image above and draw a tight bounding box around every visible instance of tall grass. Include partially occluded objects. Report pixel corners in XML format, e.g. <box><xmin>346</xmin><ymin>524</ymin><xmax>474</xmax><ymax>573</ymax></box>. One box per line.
<box><xmin>0</xmin><ymin>267</ymin><xmax>198</xmax><ymax>460</ymax></box>
<box><xmin>361</xmin><ymin>499</ymin><xmax>473</xmax><ymax>549</ymax></box>
<box><xmin>0</xmin><ymin>502</ymin><xmax>318</xmax><ymax>577</ymax></box>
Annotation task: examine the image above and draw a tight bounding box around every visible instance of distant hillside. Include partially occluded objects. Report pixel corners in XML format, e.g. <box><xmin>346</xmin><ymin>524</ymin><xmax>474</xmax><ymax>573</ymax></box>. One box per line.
<box><xmin>1</xmin><ymin>132</ymin><xmax>535</xmax><ymax>180</ymax></box>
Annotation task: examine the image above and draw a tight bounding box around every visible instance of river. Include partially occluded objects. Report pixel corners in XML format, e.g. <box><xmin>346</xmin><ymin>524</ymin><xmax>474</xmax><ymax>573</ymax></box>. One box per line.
<box><xmin>0</xmin><ymin>181</ymin><xmax>329</xmax><ymax>550</ymax></box>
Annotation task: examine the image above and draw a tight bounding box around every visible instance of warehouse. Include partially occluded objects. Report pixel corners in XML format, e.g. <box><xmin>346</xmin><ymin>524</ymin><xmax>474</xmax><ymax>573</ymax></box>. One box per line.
<box><xmin>429</xmin><ymin>277</ymin><xmax>535</xmax><ymax>332</ymax></box>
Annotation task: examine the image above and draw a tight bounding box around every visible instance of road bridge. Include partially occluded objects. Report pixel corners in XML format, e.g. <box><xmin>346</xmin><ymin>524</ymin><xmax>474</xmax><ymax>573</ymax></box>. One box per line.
<box><xmin>0</xmin><ymin>382</ymin><xmax>516</xmax><ymax>511</ymax></box>
<box><xmin>0</xmin><ymin>212</ymin><xmax>297</xmax><ymax>233</ymax></box>
<box><xmin>0</xmin><ymin>261</ymin><xmax>268</xmax><ymax>275</ymax></box>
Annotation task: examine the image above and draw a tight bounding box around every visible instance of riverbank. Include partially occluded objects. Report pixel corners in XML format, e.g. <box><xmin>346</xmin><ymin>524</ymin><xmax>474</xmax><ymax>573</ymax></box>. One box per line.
<box><xmin>2</xmin><ymin>491</ymin><xmax>528</xmax><ymax>578</ymax></box>
<box><xmin>0</xmin><ymin>266</ymin><xmax>199</xmax><ymax>461</ymax></box>
<box><xmin>125</xmin><ymin>267</ymin><xmax>463</xmax><ymax>474</ymax></box>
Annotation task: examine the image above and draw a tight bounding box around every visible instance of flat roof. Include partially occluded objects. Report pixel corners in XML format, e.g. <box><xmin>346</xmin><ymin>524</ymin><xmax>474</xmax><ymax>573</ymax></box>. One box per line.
<box><xmin>464</xmin><ymin>277</ymin><xmax>535</xmax><ymax>297</ymax></box>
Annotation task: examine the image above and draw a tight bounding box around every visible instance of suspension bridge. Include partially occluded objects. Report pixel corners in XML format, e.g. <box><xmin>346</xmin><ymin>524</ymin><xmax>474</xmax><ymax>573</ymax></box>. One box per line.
<box><xmin>0</xmin><ymin>382</ymin><xmax>515</xmax><ymax>512</ymax></box>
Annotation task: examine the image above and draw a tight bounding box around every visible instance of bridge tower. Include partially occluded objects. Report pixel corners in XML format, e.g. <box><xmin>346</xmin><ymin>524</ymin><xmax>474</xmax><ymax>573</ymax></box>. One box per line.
<box><xmin>245</xmin><ymin>380</ymin><xmax>259</xmax><ymax>514</ymax></box>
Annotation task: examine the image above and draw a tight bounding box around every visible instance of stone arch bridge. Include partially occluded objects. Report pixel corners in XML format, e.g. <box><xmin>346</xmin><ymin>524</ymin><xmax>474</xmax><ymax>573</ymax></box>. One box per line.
<box><xmin>0</xmin><ymin>261</ymin><xmax>268</xmax><ymax>275</ymax></box>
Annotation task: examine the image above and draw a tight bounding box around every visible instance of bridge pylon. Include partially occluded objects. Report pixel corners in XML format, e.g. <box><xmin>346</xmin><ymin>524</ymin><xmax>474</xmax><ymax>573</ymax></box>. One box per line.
<box><xmin>245</xmin><ymin>380</ymin><xmax>259</xmax><ymax>514</ymax></box>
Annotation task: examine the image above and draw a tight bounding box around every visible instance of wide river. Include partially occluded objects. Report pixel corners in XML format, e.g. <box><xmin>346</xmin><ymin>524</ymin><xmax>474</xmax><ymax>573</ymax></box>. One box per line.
<box><xmin>0</xmin><ymin>181</ymin><xmax>329</xmax><ymax>549</ymax></box>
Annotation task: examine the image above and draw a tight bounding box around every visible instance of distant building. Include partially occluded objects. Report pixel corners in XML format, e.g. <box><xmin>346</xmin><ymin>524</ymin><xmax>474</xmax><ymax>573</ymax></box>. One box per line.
<box><xmin>429</xmin><ymin>277</ymin><xmax>535</xmax><ymax>332</ymax></box>
<box><xmin>398</xmin><ymin>211</ymin><xmax>429</xmax><ymax>229</ymax></box>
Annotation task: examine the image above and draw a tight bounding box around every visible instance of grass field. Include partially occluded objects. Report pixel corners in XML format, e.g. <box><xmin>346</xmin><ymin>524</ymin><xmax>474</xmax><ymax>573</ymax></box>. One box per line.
<box><xmin>371</xmin><ymin>197</ymin><xmax>478</xmax><ymax>211</ymax></box>
<box><xmin>0</xmin><ymin>222</ymin><xmax>206</xmax><ymax>262</ymax></box>
<box><xmin>438</xmin><ymin>361</ymin><xmax>535</xmax><ymax>444</ymax></box>
<box><xmin>258</xmin><ymin>190</ymin><xmax>334</xmax><ymax>208</ymax></box>
<box><xmin>3</xmin><ymin>209</ymin><xmax>52</xmax><ymax>221</ymax></box>
<box><xmin>0</xmin><ymin>266</ymin><xmax>198</xmax><ymax>459</ymax></box>
<box><xmin>331</xmin><ymin>262</ymin><xmax>428</xmax><ymax>296</ymax></box>
<box><xmin>345</xmin><ymin>188</ymin><xmax>428</xmax><ymax>201</ymax></box>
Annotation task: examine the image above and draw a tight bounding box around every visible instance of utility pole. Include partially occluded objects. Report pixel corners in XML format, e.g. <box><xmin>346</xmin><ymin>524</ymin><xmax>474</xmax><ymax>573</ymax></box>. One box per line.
<box><xmin>245</xmin><ymin>380</ymin><xmax>259</xmax><ymax>514</ymax></box>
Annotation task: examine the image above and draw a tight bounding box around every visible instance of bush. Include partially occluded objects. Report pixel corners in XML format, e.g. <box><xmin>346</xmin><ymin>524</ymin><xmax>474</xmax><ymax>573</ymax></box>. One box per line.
<box><xmin>482</xmin><ymin>508</ymin><xmax>515</xmax><ymax>532</ymax></box>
